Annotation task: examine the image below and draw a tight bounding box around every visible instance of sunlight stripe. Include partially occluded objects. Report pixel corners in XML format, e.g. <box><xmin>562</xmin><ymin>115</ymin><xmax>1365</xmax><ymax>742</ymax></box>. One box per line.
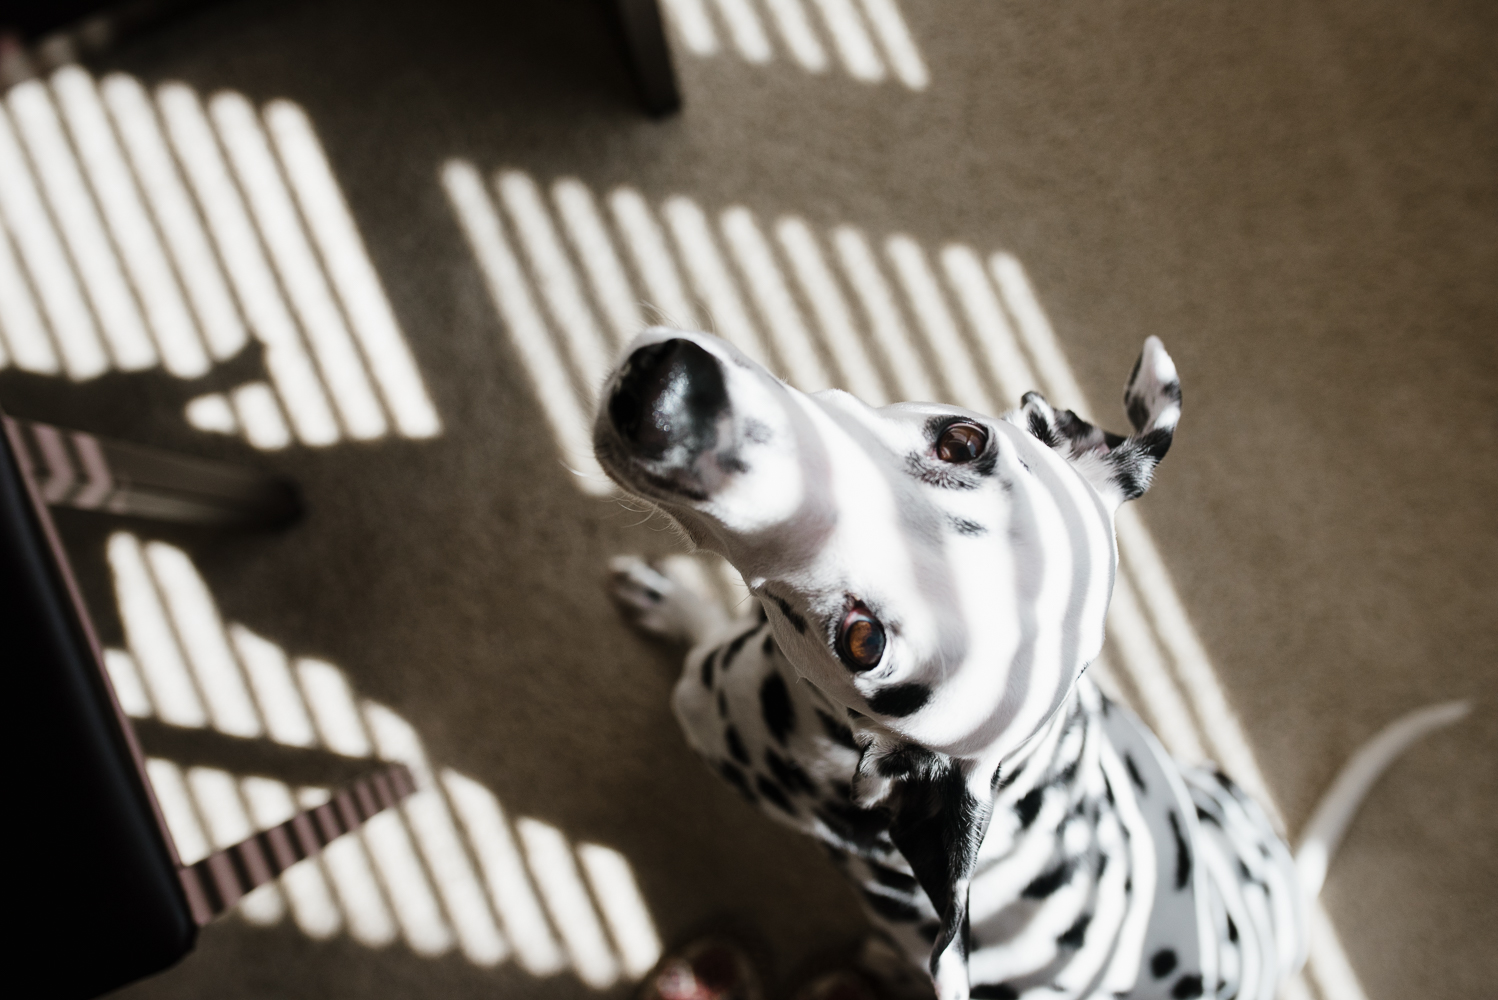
<box><xmin>210</xmin><ymin>92</ymin><xmax>386</xmax><ymax>440</ymax></box>
<box><xmin>517</xmin><ymin>818</ymin><xmax>621</xmax><ymax>988</ymax></box>
<box><xmin>0</xmin><ymin>210</ymin><xmax>58</xmax><ymax>372</ymax></box>
<box><xmin>988</xmin><ymin>253</ymin><xmax>1091</xmax><ymax>420</ymax></box>
<box><xmin>300</xmin><ymin>786</ymin><xmax>398</xmax><ymax>946</ymax></box>
<box><xmin>52</xmin><ymin>67</ymin><xmax>209</xmax><ymax>377</ymax></box>
<box><xmin>608</xmin><ymin>186</ymin><xmax>698</xmax><ymax>329</ymax></box>
<box><xmin>360</xmin><ymin>807</ymin><xmax>457</xmax><ymax>956</ymax></box>
<box><xmin>553</xmin><ymin>177</ymin><xmax>644</xmax><ymax>346</ymax></box>
<box><xmin>1105</xmin><ymin>573</ymin><xmax>1205</xmax><ymax>763</ymax></box>
<box><xmin>297</xmin><ymin>659</ymin><xmax>373</xmax><ymax>757</ymax></box>
<box><xmin>241</xmin><ymin>777</ymin><xmax>342</xmax><ymax>938</ymax></box>
<box><xmin>659</xmin><ymin>0</ymin><xmax>721</xmax><ymax>56</ymax></box>
<box><xmin>103</xmin><ymin>647</ymin><xmax>153</xmax><ymax>718</ymax></box>
<box><xmin>146</xmin><ymin>758</ymin><xmax>210</xmax><ymax>864</ymax></box>
<box><xmin>264</xmin><ymin>99</ymin><xmax>440</xmax><ymax>438</ymax></box>
<box><xmin>806</xmin><ymin>0</ymin><xmax>885</xmax><ymax>81</ymax></box>
<box><xmin>230</xmin><ymin>381</ymin><xmax>293</xmax><ymax>450</ymax></box>
<box><xmin>939</xmin><ymin>244</ymin><xmax>1037</xmax><ymax>408</ymax></box>
<box><xmin>576</xmin><ymin>843</ymin><xmax>662</xmax><ymax>979</ymax></box>
<box><xmin>831</xmin><ymin>225</ymin><xmax>933</xmax><ymax>401</ymax></box>
<box><xmin>185</xmin><ymin>393</ymin><xmax>238</xmax><ymax>434</ymax></box>
<box><xmin>498</xmin><ymin>170</ymin><xmax>614</xmax><ymax>394</ymax></box>
<box><xmin>443</xmin><ymin>770</ymin><xmax>568</xmax><ymax>976</ymax></box>
<box><xmin>146</xmin><ymin>541</ymin><xmax>264</xmax><ymax>738</ymax></box>
<box><xmin>0</xmin><ymin>105</ymin><xmax>107</xmax><ymax>378</ymax></box>
<box><xmin>365</xmin><ymin>703</ymin><xmax>508</xmax><ymax>965</ymax></box>
<box><xmin>187</xmin><ymin>766</ymin><xmax>286</xmax><ymax>924</ymax></box>
<box><xmin>856</xmin><ymin>0</ymin><xmax>928</xmax><ymax>89</ymax></box>
<box><xmin>102</xmin><ymin>74</ymin><xmax>246</xmax><ymax>360</ymax></box>
<box><xmin>7</xmin><ymin>79</ymin><xmax>156</xmax><ymax>370</ymax></box>
<box><xmin>230</xmin><ymin>624</ymin><xmax>317</xmax><ymax>747</ymax></box>
<box><xmin>990</xmin><ymin>251</ymin><xmax>1279</xmax><ymax>815</ymax></box>
<box><xmin>109</xmin><ymin>532</ymin><xmax>208</xmax><ymax>727</ymax></box>
<box><xmin>663</xmin><ymin>196</ymin><xmax>771</xmax><ymax>363</ymax></box>
<box><xmin>763</xmin><ymin>0</ymin><xmax>829</xmax><ymax>71</ymax></box>
<box><xmin>775</xmin><ymin>216</ymin><xmax>886</xmax><ymax>403</ymax></box>
<box><xmin>887</xmin><ymin>233</ymin><xmax>993</xmax><ymax>410</ymax></box>
<box><xmin>709</xmin><ymin>0</ymin><xmax>774</xmax><ymax>63</ymax></box>
<box><xmin>443</xmin><ymin>161</ymin><xmax>608</xmax><ymax>493</ymax></box>
<box><xmin>157</xmin><ymin>83</ymin><xmax>338</xmax><ymax>445</ymax></box>
<box><xmin>720</xmin><ymin>205</ymin><xmax>830</xmax><ymax>389</ymax></box>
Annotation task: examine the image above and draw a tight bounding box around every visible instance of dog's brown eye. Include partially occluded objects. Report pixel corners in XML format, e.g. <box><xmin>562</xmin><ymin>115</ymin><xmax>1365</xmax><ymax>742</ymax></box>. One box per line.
<box><xmin>936</xmin><ymin>422</ymin><xmax>987</xmax><ymax>463</ymax></box>
<box><xmin>837</xmin><ymin>605</ymin><xmax>886</xmax><ymax>672</ymax></box>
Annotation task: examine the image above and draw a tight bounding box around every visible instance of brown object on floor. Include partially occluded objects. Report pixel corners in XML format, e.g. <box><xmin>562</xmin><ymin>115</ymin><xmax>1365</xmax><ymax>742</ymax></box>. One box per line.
<box><xmin>638</xmin><ymin>938</ymin><xmax>763</xmax><ymax>1000</ymax></box>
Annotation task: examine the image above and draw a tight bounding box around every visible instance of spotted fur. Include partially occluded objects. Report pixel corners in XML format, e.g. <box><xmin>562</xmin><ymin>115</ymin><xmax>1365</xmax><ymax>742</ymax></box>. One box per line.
<box><xmin>597</xmin><ymin>330</ymin><xmax>1451</xmax><ymax>1000</ymax></box>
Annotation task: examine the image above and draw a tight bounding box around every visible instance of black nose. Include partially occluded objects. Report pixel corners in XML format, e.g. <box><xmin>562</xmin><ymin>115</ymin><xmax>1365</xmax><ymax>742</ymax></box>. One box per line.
<box><xmin>608</xmin><ymin>339</ymin><xmax>728</xmax><ymax>460</ymax></box>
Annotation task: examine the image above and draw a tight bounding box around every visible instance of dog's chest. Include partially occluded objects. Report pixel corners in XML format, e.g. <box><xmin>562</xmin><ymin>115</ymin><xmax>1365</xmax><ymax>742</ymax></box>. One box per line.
<box><xmin>672</xmin><ymin>619</ymin><xmax>1299</xmax><ymax>999</ymax></box>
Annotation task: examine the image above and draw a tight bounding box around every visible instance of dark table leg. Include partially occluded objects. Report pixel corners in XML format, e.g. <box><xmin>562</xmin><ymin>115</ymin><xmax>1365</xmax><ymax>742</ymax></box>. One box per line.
<box><xmin>611</xmin><ymin>0</ymin><xmax>682</xmax><ymax>117</ymax></box>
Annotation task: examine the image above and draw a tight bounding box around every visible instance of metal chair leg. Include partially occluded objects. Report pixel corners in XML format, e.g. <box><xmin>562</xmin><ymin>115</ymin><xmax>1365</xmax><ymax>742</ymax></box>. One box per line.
<box><xmin>4</xmin><ymin>416</ymin><xmax>300</xmax><ymax>528</ymax></box>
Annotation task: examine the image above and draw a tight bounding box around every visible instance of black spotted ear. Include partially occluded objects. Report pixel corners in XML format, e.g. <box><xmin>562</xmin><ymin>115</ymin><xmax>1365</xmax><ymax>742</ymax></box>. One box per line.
<box><xmin>853</xmin><ymin>736</ymin><xmax>996</xmax><ymax>1000</ymax></box>
<box><xmin>1009</xmin><ymin>337</ymin><xmax>1181</xmax><ymax>509</ymax></box>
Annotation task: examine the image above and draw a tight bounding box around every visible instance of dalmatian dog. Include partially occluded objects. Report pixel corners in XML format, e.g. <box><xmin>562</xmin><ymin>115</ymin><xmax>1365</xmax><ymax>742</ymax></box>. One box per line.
<box><xmin>592</xmin><ymin>329</ymin><xmax>1466</xmax><ymax>1000</ymax></box>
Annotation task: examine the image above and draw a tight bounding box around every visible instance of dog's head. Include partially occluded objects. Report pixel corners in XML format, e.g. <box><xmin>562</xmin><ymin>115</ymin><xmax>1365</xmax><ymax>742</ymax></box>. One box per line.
<box><xmin>594</xmin><ymin>329</ymin><xmax>1180</xmax><ymax>999</ymax></box>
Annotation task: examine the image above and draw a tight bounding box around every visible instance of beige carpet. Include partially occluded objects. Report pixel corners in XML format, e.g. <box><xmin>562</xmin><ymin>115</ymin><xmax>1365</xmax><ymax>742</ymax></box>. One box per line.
<box><xmin>1</xmin><ymin>1</ymin><xmax>1492</xmax><ymax>998</ymax></box>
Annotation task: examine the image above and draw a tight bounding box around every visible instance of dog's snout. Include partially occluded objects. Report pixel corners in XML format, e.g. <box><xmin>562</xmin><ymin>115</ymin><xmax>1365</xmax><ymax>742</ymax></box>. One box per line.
<box><xmin>608</xmin><ymin>338</ymin><xmax>728</xmax><ymax>459</ymax></box>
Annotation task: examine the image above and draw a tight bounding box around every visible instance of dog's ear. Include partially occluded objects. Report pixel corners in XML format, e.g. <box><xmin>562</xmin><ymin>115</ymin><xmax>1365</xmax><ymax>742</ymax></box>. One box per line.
<box><xmin>854</xmin><ymin>735</ymin><xmax>997</xmax><ymax>1000</ymax></box>
<box><xmin>1010</xmin><ymin>336</ymin><xmax>1180</xmax><ymax>509</ymax></box>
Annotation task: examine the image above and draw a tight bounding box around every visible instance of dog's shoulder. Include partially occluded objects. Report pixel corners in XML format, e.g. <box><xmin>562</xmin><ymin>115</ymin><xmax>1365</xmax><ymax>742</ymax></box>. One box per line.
<box><xmin>674</xmin><ymin>617</ymin><xmax>894</xmax><ymax>853</ymax></box>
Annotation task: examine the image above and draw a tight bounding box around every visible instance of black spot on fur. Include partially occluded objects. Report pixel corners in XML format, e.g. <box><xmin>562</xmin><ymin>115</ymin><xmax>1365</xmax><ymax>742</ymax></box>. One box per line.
<box><xmin>765</xmin><ymin>593</ymin><xmax>807</xmax><ymax>633</ymax></box>
<box><xmin>867</xmin><ymin>683</ymin><xmax>931</xmax><ymax>717</ymax></box>
<box><xmin>721</xmin><ymin>627</ymin><xmax>755</xmax><ymax>670</ymax></box>
<box><xmin>724</xmin><ymin>726</ymin><xmax>750</xmax><ymax>765</ymax></box>
<box><xmin>1127</xmin><ymin>396</ymin><xmax>1151</xmax><ymax>433</ymax></box>
<box><xmin>1015</xmin><ymin>787</ymin><xmax>1044</xmax><ymax>829</ymax></box>
<box><xmin>762</xmin><ymin>634</ymin><xmax>775</xmax><ymax>656</ymax></box>
<box><xmin>869</xmin><ymin>863</ymin><xmax>919</xmax><ymax>892</ymax></box>
<box><xmin>814</xmin><ymin>801</ymin><xmax>890</xmax><ymax>851</ymax></box>
<box><xmin>764</xmin><ymin>748</ymin><xmax>816</xmax><ymax>796</ymax></box>
<box><xmin>700</xmin><ymin>651</ymin><xmax>715</xmax><ymax>688</ymax></box>
<box><xmin>860</xmin><ymin>887</ymin><xmax>922</xmax><ymax>922</ymax></box>
<box><xmin>1103</xmin><ymin>774</ymin><xmax>1116</xmax><ymax>805</ymax></box>
<box><xmin>1124</xmin><ymin>752</ymin><xmax>1147</xmax><ymax>792</ymax></box>
<box><xmin>1169</xmin><ymin>810</ymin><xmax>1192</xmax><ymax>890</ymax></box>
<box><xmin>755</xmin><ymin>775</ymin><xmax>796</xmax><ymax>816</ymax></box>
<box><xmin>717</xmin><ymin>761</ymin><xmax>755</xmax><ymax>802</ymax></box>
<box><xmin>1022</xmin><ymin>860</ymin><xmax>1073</xmax><ymax>899</ymax></box>
<box><xmin>1151</xmin><ymin>948</ymin><xmax>1178</xmax><ymax>978</ymax></box>
<box><xmin>760</xmin><ymin>674</ymin><xmax>795</xmax><ymax>744</ymax></box>
<box><xmin>815</xmin><ymin>709</ymin><xmax>858</xmax><ymax>749</ymax></box>
<box><xmin>1026</xmin><ymin>407</ymin><xmax>1058</xmax><ymax>447</ymax></box>
<box><xmin>970</xmin><ymin>985</ymin><xmax>1019</xmax><ymax>999</ymax></box>
<box><xmin>1195</xmin><ymin>806</ymin><xmax>1220</xmax><ymax>826</ymax></box>
<box><xmin>950</xmin><ymin>516</ymin><xmax>987</xmax><ymax>536</ymax></box>
<box><xmin>1058</xmin><ymin>912</ymin><xmax>1091</xmax><ymax>949</ymax></box>
<box><xmin>1227</xmin><ymin>916</ymin><xmax>1238</xmax><ymax>943</ymax></box>
<box><xmin>1172</xmin><ymin>974</ymin><xmax>1204</xmax><ymax>999</ymax></box>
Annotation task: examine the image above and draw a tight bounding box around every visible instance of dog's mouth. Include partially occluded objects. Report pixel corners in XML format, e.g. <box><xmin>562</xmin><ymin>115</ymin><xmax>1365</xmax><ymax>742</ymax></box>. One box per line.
<box><xmin>597</xmin><ymin>337</ymin><xmax>734</xmax><ymax>500</ymax></box>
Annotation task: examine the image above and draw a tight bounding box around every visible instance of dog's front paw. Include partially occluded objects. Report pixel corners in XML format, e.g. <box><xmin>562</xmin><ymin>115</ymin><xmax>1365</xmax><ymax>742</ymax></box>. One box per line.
<box><xmin>608</xmin><ymin>555</ymin><xmax>731</xmax><ymax>646</ymax></box>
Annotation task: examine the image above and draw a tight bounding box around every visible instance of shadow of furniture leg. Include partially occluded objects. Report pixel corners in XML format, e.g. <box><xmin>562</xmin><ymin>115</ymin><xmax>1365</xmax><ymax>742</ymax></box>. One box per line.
<box><xmin>611</xmin><ymin>0</ymin><xmax>682</xmax><ymax>117</ymax></box>
<box><xmin>4</xmin><ymin>416</ymin><xmax>301</xmax><ymax>528</ymax></box>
